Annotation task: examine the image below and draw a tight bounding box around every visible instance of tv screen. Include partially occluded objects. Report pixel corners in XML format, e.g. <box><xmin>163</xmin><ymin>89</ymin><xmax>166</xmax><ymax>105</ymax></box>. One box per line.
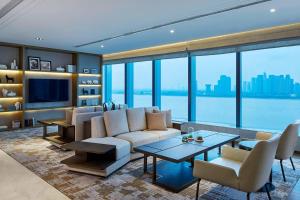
<box><xmin>29</xmin><ymin>79</ymin><xmax>69</xmax><ymax>103</ymax></box>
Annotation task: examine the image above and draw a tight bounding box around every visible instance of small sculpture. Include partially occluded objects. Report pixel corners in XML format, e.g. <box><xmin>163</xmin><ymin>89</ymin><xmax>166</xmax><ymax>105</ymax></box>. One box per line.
<box><xmin>0</xmin><ymin>64</ymin><xmax>8</xmax><ymax>69</ymax></box>
<box><xmin>87</xmin><ymin>80</ymin><xmax>92</xmax><ymax>84</ymax></box>
<box><xmin>82</xmin><ymin>88</ymin><xmax>89</xmax><ymax>95</ymax></box>
<box><xmin>5</xmin><ymin>75</ymin><xmax>14</xmax><ymax>83</ymax></box>
<box><xmin>2</xmin><ymin>88</ymin><xmax>8</xmax><ymax>97</ymax></box>
<box><xmin>15</xmin><ymin>102</ymin><xmax>21</xmax><ymax>110</ymax></box>
<box><xmin>7</xmin><ymin>91</ymin><xmax>16</xmax><ymax>97</ymax></box>
<box><xmin>56</xmin><ymin>66</ymin><xmax>65</xmax><ymax>72</ymax></box>
<box><xmin>10</xmin><ymin>59</ymin><xmax>18</xmax><ymax>70</ymax></box>
<box><xmin>81</xmin><ymin>80</ymin><xmax>87</xmax><ymax>84</ymax></box>
<box><xmin>92</xmin><ymin>80</ymin><xmax>99</xmax><ymax>84</ymax></box>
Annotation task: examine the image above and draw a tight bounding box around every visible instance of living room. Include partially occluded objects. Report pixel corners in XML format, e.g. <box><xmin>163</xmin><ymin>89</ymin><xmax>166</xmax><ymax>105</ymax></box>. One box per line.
<box><xmin>0</xmin><ymin>0</ymin><xmax>300</xmax><ymax>200</ymax></box>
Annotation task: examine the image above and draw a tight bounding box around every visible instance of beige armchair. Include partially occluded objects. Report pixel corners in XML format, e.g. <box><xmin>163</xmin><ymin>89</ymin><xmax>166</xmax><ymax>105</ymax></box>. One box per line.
<box><xmin>193</xmin><ymin>135</ymin><xmax>280</xmax><ymax>200</ymax></box>
<box><xmin>250</xmin><ymin>124</ymin><xmax>298</xmax><ymax>182</ymax></box>
<box><xmin>276</xmin><ymin>123</ymin><xmax>298</xmax><ymax>181</ymax></box>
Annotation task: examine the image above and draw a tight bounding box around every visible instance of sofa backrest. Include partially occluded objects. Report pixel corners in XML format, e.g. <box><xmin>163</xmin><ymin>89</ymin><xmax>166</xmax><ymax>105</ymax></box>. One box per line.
<box><xmin>91</xmin><ymin>116</ymin><xmax>107</xmax><ymax>138</ymax></box>
<box><xmin>104</xmin><ymin>109</ymin><xmax>129</xmax><ymax>137</ymax></box>
<box><xmin>126</xmin><ymin>107</ymin><xmax>147</xmax><ymax>132</ymax></box>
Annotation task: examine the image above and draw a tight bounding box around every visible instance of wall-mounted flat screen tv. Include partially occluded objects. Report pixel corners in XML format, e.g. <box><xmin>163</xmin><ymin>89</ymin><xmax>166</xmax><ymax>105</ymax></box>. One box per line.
<box><xmin>28</xmin><ymin>79</ymin><xmax>69</xmax><ymax>103</ymax></box>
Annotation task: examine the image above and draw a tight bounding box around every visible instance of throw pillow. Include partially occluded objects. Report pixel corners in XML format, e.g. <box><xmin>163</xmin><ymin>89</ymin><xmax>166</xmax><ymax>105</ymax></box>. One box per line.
<box><xmin>154</xmin><ymin>109</ymin><xmax>172</xmax><ymax>128</ymax></box>
<box><xmin>146</xmin><ymin>112</ymin><xmax>167</xmax><ymax>130</ymax></box>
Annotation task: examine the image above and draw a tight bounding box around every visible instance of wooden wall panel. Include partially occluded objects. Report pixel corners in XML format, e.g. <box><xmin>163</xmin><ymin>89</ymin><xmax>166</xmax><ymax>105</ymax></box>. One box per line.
<box><xmin>103</xmin><ymin>23</ymin><xmax>300</xmax><ymax>61</ymax></box>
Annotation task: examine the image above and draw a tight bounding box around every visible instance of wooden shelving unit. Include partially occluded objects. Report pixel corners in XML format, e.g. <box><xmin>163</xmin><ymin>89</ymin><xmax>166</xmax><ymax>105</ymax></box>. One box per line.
<box><xmin>0</xmin><ymin>43</ymin><xmax>102</xmax><ymax>131</ymax></box>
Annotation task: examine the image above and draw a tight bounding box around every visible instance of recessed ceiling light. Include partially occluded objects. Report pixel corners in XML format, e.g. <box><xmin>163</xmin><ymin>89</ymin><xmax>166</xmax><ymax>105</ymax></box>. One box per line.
<box><xmin>35</xmin><ymin>37</ymin><xmax>43</xmax><ymax>41</ymax></box>
<box><xmin>170</xmin><ymin>29</ymin><xmax>175</xmax><ymax>34</ymax></box>
<box><xmin>100</xmin><ymin>44</ymin><xmax>104</xmax><ymax>48</ymax></box>
<box><xmin>270</xmin><ymin>8</ymin><xmax>276</xmax><ymax>13</ymax></box>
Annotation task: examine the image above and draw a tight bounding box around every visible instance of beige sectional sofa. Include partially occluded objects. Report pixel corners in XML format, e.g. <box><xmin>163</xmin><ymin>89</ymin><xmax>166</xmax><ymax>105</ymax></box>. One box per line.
<box><xmin>79</xmin><ymin>106</ymin><xmax>181</xmax><ymax>176</ymax></box>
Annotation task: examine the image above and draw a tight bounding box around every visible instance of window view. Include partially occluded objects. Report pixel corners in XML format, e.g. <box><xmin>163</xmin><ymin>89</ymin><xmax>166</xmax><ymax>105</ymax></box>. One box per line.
<box><xmin>195</xmin><ymin>53</ymin><xmax>236</xmax><ymax>126</ymax></box>
<box><xmin>161</xmin><ymin>57</ymin><xmax>188</xmax><ymax>120</ymax></box>
<box><xmin>111</xmin><ymin>63</ymin><xmax>125</xmax><ymax>104</ymax></box>
<box><xmin>133</xmin><ymin>61</ymin><xmax>152</xmax><ymax>107</ymax></box>
<box><xmin>242</xmin><ymin>46</ymin><xmax>300</xmax><ymax>131</ymax></box>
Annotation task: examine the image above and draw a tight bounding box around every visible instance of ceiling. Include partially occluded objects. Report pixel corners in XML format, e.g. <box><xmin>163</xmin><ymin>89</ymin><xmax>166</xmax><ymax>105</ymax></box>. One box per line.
<box><xmin>0</xmin><ymin>0</ymin><xmax>299</xmax><ymax>55</ymax></box>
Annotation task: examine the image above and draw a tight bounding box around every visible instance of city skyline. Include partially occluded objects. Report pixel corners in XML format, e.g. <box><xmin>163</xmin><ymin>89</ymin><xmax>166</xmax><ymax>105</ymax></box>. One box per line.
<box><xmin>112</xmin><ymin>72</ymin><xmax>300</xmax><ymax>98</ymax></box>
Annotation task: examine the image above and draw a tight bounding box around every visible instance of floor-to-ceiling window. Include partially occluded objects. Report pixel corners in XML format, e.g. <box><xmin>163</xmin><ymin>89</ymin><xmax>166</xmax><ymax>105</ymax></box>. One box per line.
<box><xmin>161</xmin><ymin>57</ymin><xmax>188</xmax><ymax>120</ymax></box>
<box><xmin>111</xmin><ymin>63</ymin><xmax>125</xmax><ymax>104</ymax></box>
<box><xmin>133</xmin><ymin>61</ymin><xmax>152</xmax><ymax>107</ymax></box>
<box><xmin>242</xmin><ymin>46</ymin><xmax>300</xmax><ymax>131</ymax></box>
<box><xmin>195</xmin><ymin>53</ymin><xmax>236</xmax><ymax>126</ymax></box>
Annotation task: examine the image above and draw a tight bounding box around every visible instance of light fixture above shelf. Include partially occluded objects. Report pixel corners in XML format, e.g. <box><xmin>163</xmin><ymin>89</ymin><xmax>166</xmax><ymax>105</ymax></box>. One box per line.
<box><xmin>78</xmin><ymin>73</ymin><xmax>101</xmax><ymax>77</ymax></box>
<box><xmin>78</xmin><ymin>84</ymin><xmax>101</xmax><ymax>87</ymax></box>
<box><xmin>78</xmin><ymin>95</ymin><xmax>101</xmax><ymax>98</ymax></box>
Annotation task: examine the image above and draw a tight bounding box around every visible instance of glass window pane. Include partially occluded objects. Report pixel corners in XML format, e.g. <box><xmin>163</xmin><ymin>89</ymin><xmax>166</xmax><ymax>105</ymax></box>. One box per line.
<box><xmin>133</xmin><ymin>61</ymin><xmax>152</xmax><ymax>107</ymax></box>
<box><xmin>195</xmin><ymin>53</ymin><xmax>236</xmax><ymax>126</ymax></box>
<box><xmin>161</xmin><ymin>57</ymin><xmax>188</xmax><ymax>120</ymax></box>
<box><xmin>242</xmin><ymin>46</ymin><xmax>300</xmax><ymax>131</ymax></box>
<box><xmin>111</xmin><ymin>63</ymin><xmax>125</xmax><ymax>104</ymax></box>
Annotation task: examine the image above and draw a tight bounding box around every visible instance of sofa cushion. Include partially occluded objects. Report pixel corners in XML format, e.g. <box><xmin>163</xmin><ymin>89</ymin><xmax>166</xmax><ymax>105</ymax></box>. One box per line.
<box><xmin>83</xmin><ymin>137</ymin><xmax>130</xmax><ymax>160</ymax></box>
<box><xmin>146</xmin><ymin>112</ymin><xmax>167</xmax><ymax>130</ymax></box>
<box><xmin>104</xmin><ymin>109</ymin><xmax>129</xmax><ymax>137</ymax></box>
<box><xmin>116</xmin><ymin>131</ymin><xmax>160</xmax><ymax>151</ymax></box>
<box><xmin>91</xmin><ymin>116</ymin><xmax>107</xmax><ymax>138</ymax></box>
<box><xmin>145</xmin><ymin>106</ymin><xmax>159</xmax><ymax>113</ymax></box>
<box><xmin>144</xmin><ymin>128</ymin><xmax>181</xmax><ymax>140</ymax></box>
<box><xmin>126</xmin><ymin>107</ymin><xmax>147</xmax><ymax>132</ymax></box>
<box><xmin>154</xmin><ymin>109</ymin><xmax>172</xmax><ymax>128</ymax></box>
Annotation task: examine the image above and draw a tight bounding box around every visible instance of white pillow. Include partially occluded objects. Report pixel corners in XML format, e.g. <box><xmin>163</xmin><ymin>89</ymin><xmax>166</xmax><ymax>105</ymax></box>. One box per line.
<box><xmin>104</xmin><ymin>109</ymin><xmax>129</xmax><ymax>137</ymax></box>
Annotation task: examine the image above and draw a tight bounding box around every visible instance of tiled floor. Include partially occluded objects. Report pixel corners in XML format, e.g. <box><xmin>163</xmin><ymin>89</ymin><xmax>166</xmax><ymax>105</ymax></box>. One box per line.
<box><xmin>0</xmin><ymin>149</ymin><xmax>70</xmax><ymax>200</ymax></box>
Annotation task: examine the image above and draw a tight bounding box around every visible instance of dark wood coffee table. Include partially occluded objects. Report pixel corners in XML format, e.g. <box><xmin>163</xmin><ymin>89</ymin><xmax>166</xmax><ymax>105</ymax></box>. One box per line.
<box><xmin>134</xmin><ymin>131</ymin><xmax>240</xmax><ymax>192</ymax></box>
<box><xmin>38</xmin><ymin>119</ymin><xmax>75</xmax><ymax>148</ymax></box>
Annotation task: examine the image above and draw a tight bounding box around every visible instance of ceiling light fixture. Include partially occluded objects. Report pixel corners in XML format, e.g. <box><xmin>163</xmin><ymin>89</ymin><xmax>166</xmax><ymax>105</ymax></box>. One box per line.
<box><xmin>170</xmin><ymin>30</ymin><xmax>175</xmax><ymax>34</ymax></box>
<box><xmin>35</xmin><ymin>37</ymin><xmax>43</xmax><ymax>41</ymax></box>
<box><xmin>270</xmin><ymin>8</ymin><xmax>276</xmax><ymax>13</ymax></box>
<box><xmin>100</xmin><ymin>44</ymin><xmax>104</xmax><ymax>48</ymax></box>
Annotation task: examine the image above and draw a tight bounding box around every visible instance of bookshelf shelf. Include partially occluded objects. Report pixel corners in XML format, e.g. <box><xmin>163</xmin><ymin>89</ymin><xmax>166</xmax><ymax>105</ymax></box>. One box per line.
<box><xmin>0</xmin><ymin>44</ymin><xmax>102</xmax><ymax>131</ymax></box>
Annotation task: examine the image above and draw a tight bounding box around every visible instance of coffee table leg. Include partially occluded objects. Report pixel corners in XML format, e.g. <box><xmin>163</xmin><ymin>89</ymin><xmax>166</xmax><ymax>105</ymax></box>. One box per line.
<box><xmin>204</xmin><ymin>152</ymin><xmax>208</xmax><ymax>161</ymax></box>
<box><xmin>218</xmin><ymin>146</ymin><xmax>221</xmax><ymax>154</ymax></box>
<box><xmin>43</xmin><ymin>125</ymin><xmax>47</xmax><ymax>139</ymax></box>
<box><xmin>231</xmin><ymin>141</ymin><xmax>235</xmax><ymax>147</ymax></box>
<box><xmin>152</xmin><ymin>156</ymin><xmax>157</xmax><ymax>183</ymax></box>
<box><xmin>144</xmin><ymin>155</ymin><xmax>148</xmax><ymax>173</ymax></box>
<box><xmin>190</xmin><ymin>157</ymin><xmax>195</xmax><ymax>168</ymax></box>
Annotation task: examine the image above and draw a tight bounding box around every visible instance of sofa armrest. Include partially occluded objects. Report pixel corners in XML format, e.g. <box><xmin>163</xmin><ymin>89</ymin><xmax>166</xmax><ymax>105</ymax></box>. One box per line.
<box><xmin>74</xmin><ymin>111</ymin><xmax>103</xmax><ymax>141</ymax></box>
<box><xmin>193</xmin><ymin>160</ymin><xmax>238</xmax><ymax>188</ymax></box>
<box><xmin>222</xmin><ymin>145</ymin><xmax>250</xmax><ymax>162</ymax></box>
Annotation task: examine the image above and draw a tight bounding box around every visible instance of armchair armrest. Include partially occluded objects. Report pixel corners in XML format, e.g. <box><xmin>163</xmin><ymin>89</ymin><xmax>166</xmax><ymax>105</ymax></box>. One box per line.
<box><xmin>222</xmin><ymin>145</ymin><xmax>250</xmax><ymax>162</ymax></box>
<box><xmin>255</xmin><ymin>131</ymin><xmax>272</xmax><ymax>140</ymax></box>
<box><xmin>193</xmin><ymin>160</ymin><xmax>238</xmax><ymax>188</ymax></box>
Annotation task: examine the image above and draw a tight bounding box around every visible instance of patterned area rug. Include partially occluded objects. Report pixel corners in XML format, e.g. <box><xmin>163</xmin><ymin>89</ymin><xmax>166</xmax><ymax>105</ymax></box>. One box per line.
<box><xmin>0</xmin><ymin>128</ymin><xmax>299</xmax><ymax>200</ymax></box>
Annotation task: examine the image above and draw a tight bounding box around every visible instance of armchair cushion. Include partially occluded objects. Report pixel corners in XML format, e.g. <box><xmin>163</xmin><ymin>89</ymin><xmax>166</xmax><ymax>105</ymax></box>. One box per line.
<box><xmin>256</xmin><ymin>132</ymin><xmax>272</xmax><ymax>140</ymax></box>
<box><xmin>126</xmin><ymin>107</ymin><xmax>147</xmax><ymax>132</ymax></box>
<box><xmin>222</xmin><ymin>145</ymin><xmax>250</xmax><ymax>163</ymax></box>
<box><xmin>193</xmin><ymin>160</ymin><xmax>239</xmax><ymax>189</ymax></box>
